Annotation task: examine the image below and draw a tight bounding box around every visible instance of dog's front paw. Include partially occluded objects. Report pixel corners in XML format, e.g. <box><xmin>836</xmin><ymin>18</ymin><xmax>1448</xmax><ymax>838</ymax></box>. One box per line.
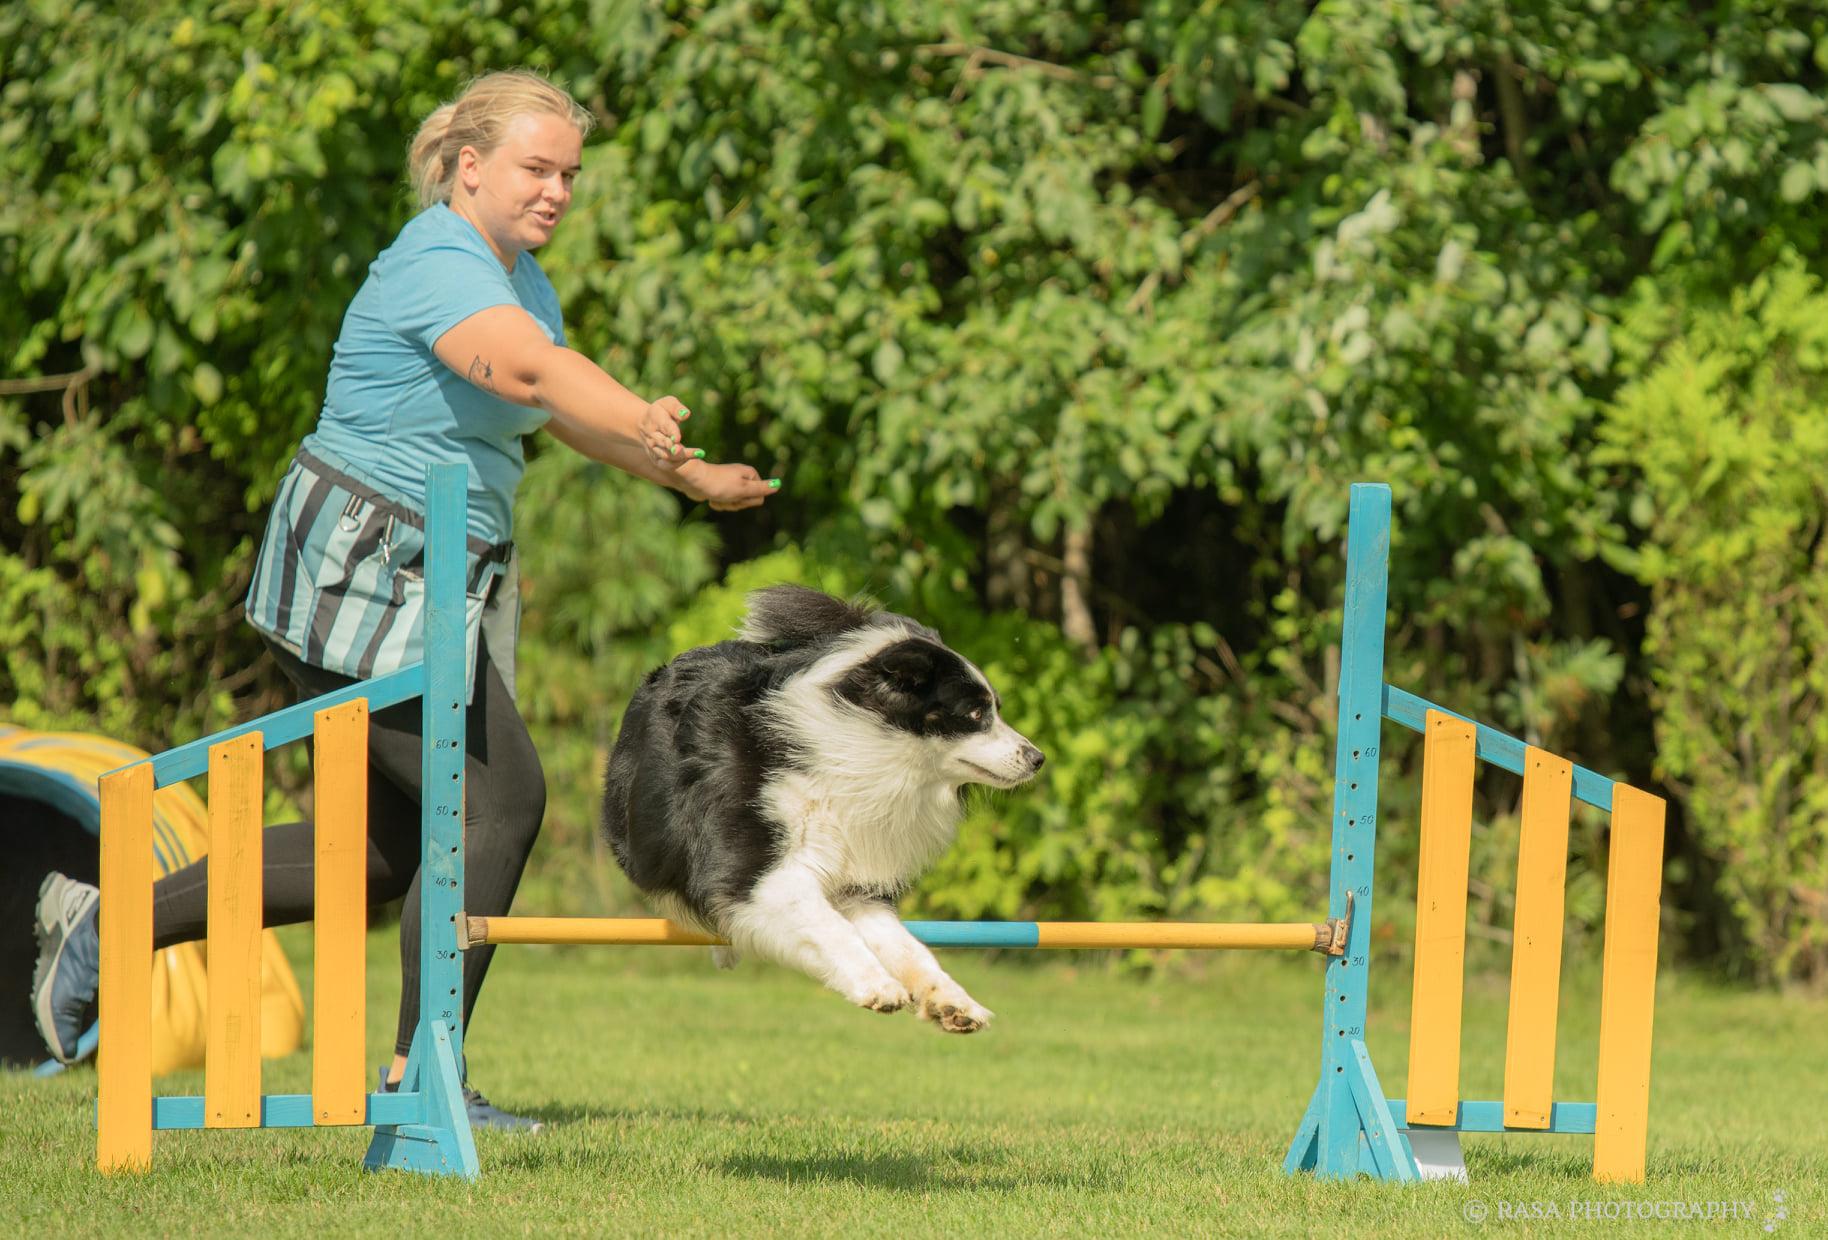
<box><xmin>710</xmin><ymin>945</ymin><xmax>741</xmax><ymax>970</ymax></box>
<box><xmin>847</xmin><ymin>978</ymin><xmax>913</xmax><ymax>1013</ymax></box>
<box><xmin>919</xmin><ymin>990</ymin><xmax>994</xmax><ymax>1034</ymax></box>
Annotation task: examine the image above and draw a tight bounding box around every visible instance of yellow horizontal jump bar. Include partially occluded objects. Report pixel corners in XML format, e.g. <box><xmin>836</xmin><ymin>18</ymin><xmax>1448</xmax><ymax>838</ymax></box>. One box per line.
<box><xmin>461</xmin><ymin>916</ymin><xmax>1346</xmax><ymax>953</ymax></box>
<box><xmin>468</xmin><ymin>917</ymin><xmax>721</xmax><ymax>947</ymax></box>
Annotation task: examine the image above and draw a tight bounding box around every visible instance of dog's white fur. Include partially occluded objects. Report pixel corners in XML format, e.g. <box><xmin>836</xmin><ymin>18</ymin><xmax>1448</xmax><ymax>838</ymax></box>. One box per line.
<box><xmin>607</xmin><ymin>592</ymin><xmax>1042</xmax><ymax>1033</ymax></box>
<box><xmin>715</xmin><ymin>626</ymin><xmax>1023</xmax><ymax>1030</ymax></box>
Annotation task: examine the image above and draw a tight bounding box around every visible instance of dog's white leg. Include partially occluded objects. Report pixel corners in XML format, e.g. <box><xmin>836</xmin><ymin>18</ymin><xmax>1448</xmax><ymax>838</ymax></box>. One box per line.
<box><xmin>843</xmin><ymin>901</ymin><xmax>993</xmax><ymax>1034</ymax></box>
<box><xmin>724</xmin><ymin>866</ymin><xmax>911</xmax><ymax>1012</ymax></box>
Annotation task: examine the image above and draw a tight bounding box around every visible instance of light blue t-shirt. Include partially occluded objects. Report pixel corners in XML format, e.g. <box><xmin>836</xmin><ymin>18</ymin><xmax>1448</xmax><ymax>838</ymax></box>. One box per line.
<box><xmin>303</xmin><ymin>203</ymin><xmax>564</xmax><ymax>544</ymax></box>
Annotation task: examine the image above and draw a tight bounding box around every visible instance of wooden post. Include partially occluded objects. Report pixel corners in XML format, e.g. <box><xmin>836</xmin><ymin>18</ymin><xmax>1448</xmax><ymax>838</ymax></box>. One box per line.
<box><xmin>1502</xmin><ymin>748</ymin><xmax>1573</xmax><ymax>1129</ymax></box>
<box><xmin>1594</xmin><ymin>785</ymin><xmax>1666</xmax><ymax>1183</ymax></box>
<box><xmin>97</xmin><ymin>763</ymin><xmax>154</xmax><ymax>1172</ymax></box>
<box><xmin>1405</xmin><ymin>710</ymin><xmax>1476</xmax><ymax>1127</ymax></box>
<box><xmin>205</xmin><ymin>732</ymin><xmax>263</xmax><ymax>1128</ymax></box>
<box><xmin>312</xmin><ymin>700</ymin><xmax>369</xmax><ymax>1125</ymax></box>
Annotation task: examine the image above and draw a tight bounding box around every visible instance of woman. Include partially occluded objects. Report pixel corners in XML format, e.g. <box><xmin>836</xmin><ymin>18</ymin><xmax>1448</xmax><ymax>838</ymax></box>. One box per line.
<box><xmin>31</xmin><ymin>69</ymin><xmax>777</xmax><ymax>1129</ymax></box>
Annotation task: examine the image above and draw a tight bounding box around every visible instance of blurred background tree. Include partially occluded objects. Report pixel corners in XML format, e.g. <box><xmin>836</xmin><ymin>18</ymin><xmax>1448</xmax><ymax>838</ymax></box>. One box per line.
<box><xmin>3</xmin><ymin>0</ymin><xmax>1823</xmax><ymax>987</ymax></box>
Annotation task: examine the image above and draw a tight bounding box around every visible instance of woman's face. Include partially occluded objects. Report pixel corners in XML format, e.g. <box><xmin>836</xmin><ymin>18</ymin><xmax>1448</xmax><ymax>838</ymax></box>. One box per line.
<box><xmin>456</xmin><ymin>111</ymin><xmax>583</xmax><ymax>264</ymax></box>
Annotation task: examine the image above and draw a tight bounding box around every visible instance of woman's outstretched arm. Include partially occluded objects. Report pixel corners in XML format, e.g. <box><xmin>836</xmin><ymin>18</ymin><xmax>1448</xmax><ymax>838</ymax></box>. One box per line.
<box><xmin>435</xmin><ymin>304</ymin><xmax>777</xmax><ymax>511</ymax></box>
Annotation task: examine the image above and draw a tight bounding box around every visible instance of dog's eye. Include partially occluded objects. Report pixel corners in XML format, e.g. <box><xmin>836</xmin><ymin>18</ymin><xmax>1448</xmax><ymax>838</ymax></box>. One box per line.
<box><xmin>970</xmin><ymin>707</ymin><xmax>983</xmax><ymax>721</ymax></box>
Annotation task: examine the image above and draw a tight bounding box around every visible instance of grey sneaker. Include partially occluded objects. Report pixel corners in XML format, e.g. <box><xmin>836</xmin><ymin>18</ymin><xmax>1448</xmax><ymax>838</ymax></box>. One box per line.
<box><xmin>31</xmin><ymin>872</ymin><xmax>101</xmax><ymax>1063</ymax></box>
<box><xmin>456</xmin><ymin>1052</ymin><xmax>542</xmax><ymax>1132</ymax></box>
<box><xmin>460</xmin><ymin>1080</ymin><xmax>544</xmax><ymax>1133</ymax></box>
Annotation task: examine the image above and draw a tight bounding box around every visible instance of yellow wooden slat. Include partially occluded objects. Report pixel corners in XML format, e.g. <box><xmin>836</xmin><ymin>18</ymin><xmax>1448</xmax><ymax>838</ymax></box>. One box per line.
<box><xmin>97</xmin><ymin>763</ymin><xmax>154</xmax><ymax>1173</ymax></box>
<box><xmin>205</xmin><ymin>732</ymin><xmax>264</xmax><ymax>1128</ymax></box>
<box><xmin>1594</xmin><ymin>783</ymin><xmax>1666</xmax><ymax>1183</ymax></box>
<box><xmin>1405</xmin><ymin>709</ymin><xmax>1477</xmax><ymax>1127</ymax></box>
<box><xmin>312</xmin><ymin>700</ymin><xmax>368</xmax><ymax>1125</ymax></box>
<box><xmin>1502</xmin><ymin>747</ymin><xmax>1573</xmax><ymax>1129</ymax></box>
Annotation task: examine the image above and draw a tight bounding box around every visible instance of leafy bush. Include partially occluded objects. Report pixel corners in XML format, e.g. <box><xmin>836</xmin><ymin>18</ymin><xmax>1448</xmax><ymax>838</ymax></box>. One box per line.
<box><xmin>6</xmin><ymin>0</ymin><xmax>1828</xmax><ymax>984</ymax></box>
<box><xmin>1600</xmin><ymin>257</ymin><xmax>1828</xmax><ymax>987</ymax></box>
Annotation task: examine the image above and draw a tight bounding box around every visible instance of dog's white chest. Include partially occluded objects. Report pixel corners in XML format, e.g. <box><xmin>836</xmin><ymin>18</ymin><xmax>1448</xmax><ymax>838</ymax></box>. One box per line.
<box><xmin>763</xmin><ymin>773</ymin><xmax>961</xmax><ymax>892</ymax></box>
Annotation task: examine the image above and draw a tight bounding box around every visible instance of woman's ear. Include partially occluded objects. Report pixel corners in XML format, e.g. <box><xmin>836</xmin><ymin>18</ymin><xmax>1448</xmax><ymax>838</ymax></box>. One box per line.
<box><xmin>456</xmin><ymin>145</ymin><xmax>483</xmax><ymax>193</ymax></box>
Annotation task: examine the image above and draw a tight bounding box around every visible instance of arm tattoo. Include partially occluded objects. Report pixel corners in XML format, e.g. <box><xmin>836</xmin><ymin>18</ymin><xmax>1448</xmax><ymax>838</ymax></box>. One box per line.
<box><xmin>466</xmin><ymin>355</ymin><xmax>498</xmax><ymax>393</ymax></box>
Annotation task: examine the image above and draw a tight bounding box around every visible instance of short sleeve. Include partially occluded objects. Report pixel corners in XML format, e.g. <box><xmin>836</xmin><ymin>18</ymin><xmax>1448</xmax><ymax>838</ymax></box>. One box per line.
<box><xmin>513</xmin><ymin>254</ymin><xmax>568</xmax><ymax>349</ymax></box>
<box><xmin>385</xmin><ymin>239</ymin><xmax>522</xmax><ymax>351</ymax></box>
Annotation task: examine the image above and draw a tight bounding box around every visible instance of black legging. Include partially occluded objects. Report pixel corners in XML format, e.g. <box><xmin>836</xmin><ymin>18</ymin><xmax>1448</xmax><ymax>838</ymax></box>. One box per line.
<box><xmin>150</xmin><ymin>637</ymin><xmax>546</xmax><ymax>1057</ymax></box>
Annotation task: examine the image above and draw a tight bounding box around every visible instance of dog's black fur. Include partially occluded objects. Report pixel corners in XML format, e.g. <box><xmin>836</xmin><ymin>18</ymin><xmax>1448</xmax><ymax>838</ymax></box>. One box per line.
<box><xmin>599</xmin><ymin>584</ymin><xmax>1043</xmax><ymax>1028</ymax></box>
<box><xmin>602</xmin><ymin>586</ymin><xmax>996</xmax><ymax>918</ymax></box>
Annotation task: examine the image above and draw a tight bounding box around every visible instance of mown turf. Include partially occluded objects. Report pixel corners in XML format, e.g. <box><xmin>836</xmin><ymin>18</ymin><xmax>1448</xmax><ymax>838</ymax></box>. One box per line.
<box><xmin>3</xmin><ymin>927</ymin><xmax>1820</xmax><ymax>1237</ymax></box>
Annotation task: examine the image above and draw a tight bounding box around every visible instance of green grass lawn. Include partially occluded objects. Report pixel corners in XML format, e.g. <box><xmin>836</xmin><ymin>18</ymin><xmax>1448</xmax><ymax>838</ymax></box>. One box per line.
<box><xmin>3</xmin><ymin>927</ymin><xmax>1820</xmax><ymax>1237</ymax></box>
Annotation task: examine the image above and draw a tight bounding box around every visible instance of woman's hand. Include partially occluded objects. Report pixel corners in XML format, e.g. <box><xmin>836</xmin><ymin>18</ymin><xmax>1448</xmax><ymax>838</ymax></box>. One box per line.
<box><xmin>676</xmin><ymin>460</ymin><xmax>781</xmax><ymax>511</ymax></box>
<box><xmin>639</xmin><ymin>395</ymin><xmax>694</xmax><ymax>468</ymax></box>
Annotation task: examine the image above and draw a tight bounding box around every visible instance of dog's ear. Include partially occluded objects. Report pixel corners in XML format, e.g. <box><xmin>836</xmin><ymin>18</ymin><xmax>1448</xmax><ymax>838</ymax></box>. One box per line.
<box><xmin>874</xmin><ymin>640</ymin><xmax>936</xmax><ymax>692</ymax></box>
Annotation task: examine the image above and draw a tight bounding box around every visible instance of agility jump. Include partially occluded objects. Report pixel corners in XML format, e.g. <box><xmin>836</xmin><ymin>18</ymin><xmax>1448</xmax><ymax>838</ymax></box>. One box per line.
<box><xmin>94</xmin><ymin>469</ymin><xmax>1665</xmax><ymax>1183</ymax></box>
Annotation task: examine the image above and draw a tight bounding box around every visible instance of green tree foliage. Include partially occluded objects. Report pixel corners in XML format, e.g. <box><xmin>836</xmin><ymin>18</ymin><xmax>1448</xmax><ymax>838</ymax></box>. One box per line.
<box><xmin>1601</xmin><ymin>257</ymin><xmax>1828</xmax><ymax>986</ymax></box>
<box><xmin>4</xmin><ymin>0</ymin><xmax>1826</xmax><ymax>984</ymax></box>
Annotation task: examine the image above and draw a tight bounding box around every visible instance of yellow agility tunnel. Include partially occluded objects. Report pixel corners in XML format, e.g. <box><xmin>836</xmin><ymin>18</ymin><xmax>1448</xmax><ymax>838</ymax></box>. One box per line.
<box><xmin>91</xmin><ymin>473</ymin><xmax>1667</xmax><ymax>1184</ymax></box>
<box><xmin>0</xmin><ymin>724</ymin><xmax>304</xmax><ymax>1073</ymax></box>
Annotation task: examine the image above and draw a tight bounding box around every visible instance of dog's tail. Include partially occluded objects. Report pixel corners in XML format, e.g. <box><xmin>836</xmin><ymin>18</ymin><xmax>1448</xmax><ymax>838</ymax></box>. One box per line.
<box><xmin>739</xmin><ymin>584</ymin><xmax>880</xmax><ymax>643</ymax></box>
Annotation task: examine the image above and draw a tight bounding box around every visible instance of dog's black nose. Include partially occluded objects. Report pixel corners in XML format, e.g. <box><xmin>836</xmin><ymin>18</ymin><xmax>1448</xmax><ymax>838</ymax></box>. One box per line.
<box><xmin>1023</xmin><ymin>744</ymin><xmax>1045</xmax><ymax>770</ymax></box>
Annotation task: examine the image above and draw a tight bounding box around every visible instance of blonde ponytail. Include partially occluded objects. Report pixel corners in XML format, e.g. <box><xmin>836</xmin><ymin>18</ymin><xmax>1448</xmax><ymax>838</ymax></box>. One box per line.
<box><xmin>407</xmin><ymin>70</ymin><xmax>595</xmax><ymax>208</ymax></box>
<box><xmin>407</xmin><ymin>103</ymin><xmax>459</xmax><ymax>208</ymax></box>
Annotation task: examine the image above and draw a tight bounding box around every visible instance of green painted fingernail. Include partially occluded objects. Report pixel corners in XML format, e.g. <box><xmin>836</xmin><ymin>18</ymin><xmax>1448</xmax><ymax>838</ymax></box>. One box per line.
<box><xmin>768</xmin><ymin>478</ymin><xmax>781</xmax><ymax>489</ymax></box>
<box><xmin>693</xmin><ymin>449</ymin><xmax>706</xmax><ymax>459</ymax></box>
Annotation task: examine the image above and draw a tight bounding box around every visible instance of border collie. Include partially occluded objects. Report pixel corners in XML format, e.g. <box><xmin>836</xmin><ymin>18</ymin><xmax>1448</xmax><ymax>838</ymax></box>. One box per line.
<box><xmin>601</xmin><ymin>585</ymin><xmax>1045</xmax><ymax>1033</ymax></box>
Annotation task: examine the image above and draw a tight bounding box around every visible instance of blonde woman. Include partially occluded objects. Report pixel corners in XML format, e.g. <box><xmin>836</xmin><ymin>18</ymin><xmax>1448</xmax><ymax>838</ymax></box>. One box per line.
<box><xmin>32</xmin><ymin>70</ymin><xmax>776</xmax><ymax>1130</ymax></box>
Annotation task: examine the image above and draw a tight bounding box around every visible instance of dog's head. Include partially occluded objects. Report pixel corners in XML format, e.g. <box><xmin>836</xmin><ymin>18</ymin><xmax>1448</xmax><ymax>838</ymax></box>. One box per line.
<box><xmin>830</xmin><ymin>634</ymin><xmax>1045</xmax><ymax>789</ymax></box>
